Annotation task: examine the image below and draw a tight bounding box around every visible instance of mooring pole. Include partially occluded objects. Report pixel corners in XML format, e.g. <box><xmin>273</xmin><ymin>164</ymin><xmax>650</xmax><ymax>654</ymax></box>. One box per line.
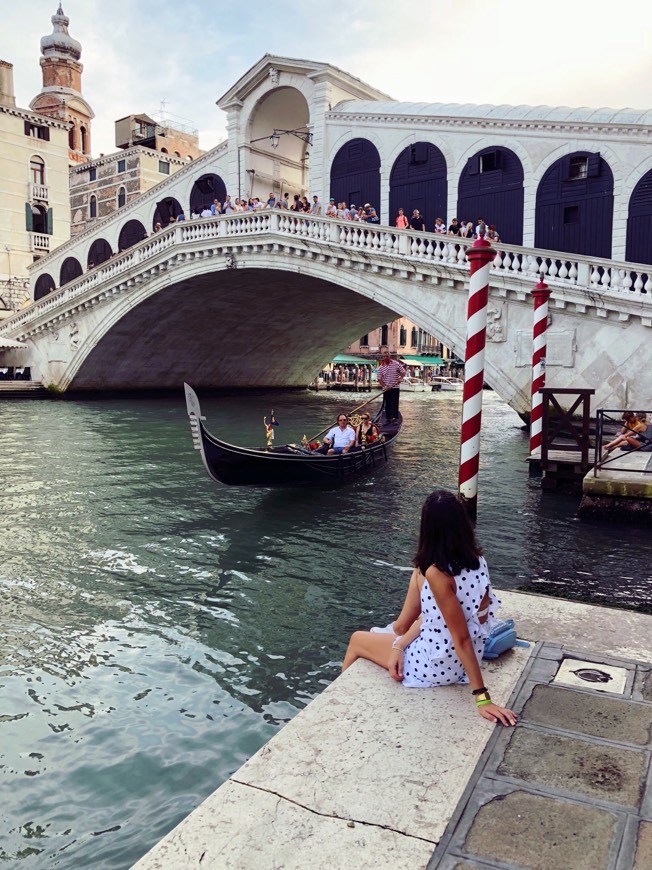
<box><xmin>458</xmin><ymin>234</ymin><xmax>496</xmax><ymax>520</ymax></box>
<box><xmin>529</xmin><ymin>277</ymin><xmax>551</xmax><ymax>457</ymax></box>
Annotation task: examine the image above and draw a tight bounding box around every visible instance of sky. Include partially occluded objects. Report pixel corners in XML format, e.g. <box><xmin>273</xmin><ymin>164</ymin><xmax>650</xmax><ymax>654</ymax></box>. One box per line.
<box><xmin>2</xmin><ymin>0</ymin><xmax>651</xmax><ymax>156</ymax></box>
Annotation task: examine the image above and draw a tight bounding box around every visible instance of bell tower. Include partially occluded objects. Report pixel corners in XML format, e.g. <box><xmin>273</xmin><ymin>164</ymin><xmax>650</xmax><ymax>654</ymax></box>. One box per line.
<box><xmin>29</xmin><ymin>4</ymin><xmax>94</xmax><ymax>163</ymax></box>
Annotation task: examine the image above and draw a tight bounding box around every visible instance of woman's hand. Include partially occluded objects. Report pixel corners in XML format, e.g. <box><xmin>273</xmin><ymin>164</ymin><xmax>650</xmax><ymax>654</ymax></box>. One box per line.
<box><xmin>388</xmin><ymin>649</ymin><xmax>404</xmax><ymax>682</ymax></box>
<box><xmin>477</xmin><ymin>702</ymin><xmax>517</xmax><ymax>727</ymax></box>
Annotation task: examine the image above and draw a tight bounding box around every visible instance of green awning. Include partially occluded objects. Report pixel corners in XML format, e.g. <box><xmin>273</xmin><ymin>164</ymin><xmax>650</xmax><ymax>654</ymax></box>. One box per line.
<box><xmin>400</xmin><ymin>355</ymin><xmax>445</xmax><ymax>366</ymax></box>
<box><xmin>331</xmin><ymin>354</ymin><xmax>374</xmax><ymax>365</ymax></box>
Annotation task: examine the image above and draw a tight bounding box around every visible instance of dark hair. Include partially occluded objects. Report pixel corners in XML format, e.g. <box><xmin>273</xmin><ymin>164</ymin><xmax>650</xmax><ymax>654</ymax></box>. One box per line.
<box><xmin>413</xmin><ymin>490</ymin><xmax>482</xmax><ymax>576</ymax></box>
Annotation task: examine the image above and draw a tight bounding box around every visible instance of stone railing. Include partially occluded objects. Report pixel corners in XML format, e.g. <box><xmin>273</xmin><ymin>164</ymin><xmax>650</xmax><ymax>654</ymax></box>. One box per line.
<box><xmin>29</xmin><ymin>182</ymin><xmax>49</xmax><ymax>202</ymax></box>
<box><xmin>30</xmin><ymin>233</ymin><xmax>51</xmax><ymax>252</ymax></box>
<box><xmin>3</xmin><ymin>212</ymin><xmax>651</xmax><ymax>337</ymax></box>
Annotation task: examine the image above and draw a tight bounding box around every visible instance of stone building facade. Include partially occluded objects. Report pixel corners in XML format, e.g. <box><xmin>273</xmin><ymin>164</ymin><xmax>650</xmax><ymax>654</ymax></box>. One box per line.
<box><xmin>0</xmin><ymin>60</ymin><xmax>70</xmax><ymax>312</ymax></box>
<box><xmin>114</xmin><ymin>113</ymin><xmax>203</xmax><ymax>161</ymax></box>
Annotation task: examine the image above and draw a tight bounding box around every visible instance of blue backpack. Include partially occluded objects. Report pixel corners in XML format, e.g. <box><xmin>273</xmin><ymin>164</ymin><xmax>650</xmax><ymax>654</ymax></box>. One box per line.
<box><xmin>482</xmin><ymin>619</ymin><xmax>529</xmax><ymax>660</ymax></box>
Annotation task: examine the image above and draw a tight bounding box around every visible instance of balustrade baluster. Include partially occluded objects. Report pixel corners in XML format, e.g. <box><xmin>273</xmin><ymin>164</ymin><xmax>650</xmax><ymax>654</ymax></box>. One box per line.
<box><xmin>600</xmin><ymin>269</ymin><xmax>611</xmax><ymax>289</ymax></box>
<box><xmin>547</xmin><ymin>261</ymin><xmax>557</xmax><ymax>280</ymax></box>
<box><xmin>493</xmin><ymin>250</ymin><xmax>503</xmax><ymax>270</ymax></box>
<box><xmin>622</xmin><ymin>271</ymin><xmax>633</xmax><ymax>291</ymax></box>
<box><xmin>609</xmin><ymin>269</ymin><xmax>622</xmax><ymax>292</ymax></box>
<box><xmin>568</xmin><ymin>262</ymin><xmax>578</xmax><ymax>282</ymax></box>
<box><xmin>558</xmin><ymin>261</ymin><xmax>568</xmax><ymax>280</ymax></box>
<box><xmin>645</xmin><ymin>276</ymin><xmax>652</xmax><ymax>295</ymax></box>
<box><xmin>590</xmin><ymin>267</ymin><xmax>601</xmax><ymax>287</ymax></box>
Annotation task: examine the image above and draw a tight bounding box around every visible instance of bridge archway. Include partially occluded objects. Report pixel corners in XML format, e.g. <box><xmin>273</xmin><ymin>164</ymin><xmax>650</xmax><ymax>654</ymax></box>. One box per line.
<box><xmin>190</xmin><ymin>173</ymin><xmax>227</xmax><ymax>214</ymax></box>
<box><xmin>626</xmin><ymin>168</ymin><xmax>652</xmax><ymax>264</ymax></box>
<box><xmin>389</xmin><ymin>142</ymin><xmax>447</xmax><ymax>231</ymax></box>
<box><xmin>330</xmin><ymin>138</ymin><xmax>381</xmax><ymax>217</ymax></box>
<box><xmin>457</xmin><ymin>146</ymin><xmax>524</xmax><ymax>244</ymax></box>
<box><xmin>153</xmin><ymin>197</ymin><xmax>183</xmax><ymax>229</ymax></box>
<box><xmin>34</xmin><ymin>273</ymin><xmax>55</xmax><ymax>301</ymax></box>
<box><xmin>535</xmin><ymin>152</ymin><xmax>614</xmax><ymax>258</ymax></box>
<box><xmin>60</xmin><ymin>257</ymin><xmax>83</xmax><ymax>286</ymax></box>
<box><xmin>118</xmin><ymin>219</ymin><xmax>147</xmax><ymax>251</ymax></box>
<box><xmin>87</xmin><ymin>238</ymin><xmax>112</xmax><ymax>268</ymax></box>
<box><xmin>247</xmin><ymin>87</ymin><xmax>310</xmax><ymax>198</ymax></box>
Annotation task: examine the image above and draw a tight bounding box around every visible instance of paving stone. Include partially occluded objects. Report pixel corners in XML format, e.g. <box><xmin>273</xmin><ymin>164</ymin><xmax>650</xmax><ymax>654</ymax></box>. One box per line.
<box><xmin>634</xmin><ymin>820</ymin><xmax>652</xmax><ymax>870</ymax></box>
<box><xmin>522</xmin><ymin>684</ymin><xmax>651</xmax><ymax>745</ymax></box>
<box><xmin>641</xmin><ymin>671</ymin><xmax>652</xmax><ymax>703</ymax></box>
<box><xmin>463</xmin><ymin>790</ymin><xmax>616</xmax><ymax>870</ymax></box>
<box><xmin>498</xmin><ymin>728</ymin><xmax>645</xmax><ymax>806</ymax></box>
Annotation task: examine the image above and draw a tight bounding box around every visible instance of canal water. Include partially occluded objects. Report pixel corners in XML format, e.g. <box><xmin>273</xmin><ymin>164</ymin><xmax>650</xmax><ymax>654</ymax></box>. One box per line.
<box><xmin>1</xmin><ymin>390</ymin><xmax>650</xmax><ymax>868</ymax></box>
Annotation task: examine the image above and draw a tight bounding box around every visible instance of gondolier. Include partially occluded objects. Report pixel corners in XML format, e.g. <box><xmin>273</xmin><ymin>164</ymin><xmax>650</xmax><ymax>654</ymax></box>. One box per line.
<box><xmin>377</xmin><ymin>352</ymin><xmax>406</xmax><ymax>423</ymax></box>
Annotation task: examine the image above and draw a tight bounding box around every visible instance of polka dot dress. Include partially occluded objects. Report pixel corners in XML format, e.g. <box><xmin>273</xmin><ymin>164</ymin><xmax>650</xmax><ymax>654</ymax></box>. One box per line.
<box><xmin>401</xmin><ymin>556</ymin><xmax>500</xmax><ymax>689</ymax></box>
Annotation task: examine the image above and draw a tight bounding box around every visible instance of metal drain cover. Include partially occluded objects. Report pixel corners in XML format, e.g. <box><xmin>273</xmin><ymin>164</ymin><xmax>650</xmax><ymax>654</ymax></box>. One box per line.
<box><xmin>553</xmin><ymin>658</ymin><xmax>628</xmax><ymax>694</ymax></box>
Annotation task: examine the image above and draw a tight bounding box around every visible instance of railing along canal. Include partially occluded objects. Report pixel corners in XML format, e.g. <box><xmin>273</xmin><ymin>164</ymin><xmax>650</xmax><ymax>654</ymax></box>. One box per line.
<box><xmin>2</xmin><ymin>213</ymin><xmax>652</xmax><ymax>337</ymax></box>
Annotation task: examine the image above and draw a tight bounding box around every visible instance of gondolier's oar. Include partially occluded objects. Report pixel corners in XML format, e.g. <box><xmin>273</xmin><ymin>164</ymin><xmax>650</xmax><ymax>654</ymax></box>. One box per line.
<box><xmin>308</xmin><ymin>391</ymin><xmax>385</xmax><ymax>443</ymax></box>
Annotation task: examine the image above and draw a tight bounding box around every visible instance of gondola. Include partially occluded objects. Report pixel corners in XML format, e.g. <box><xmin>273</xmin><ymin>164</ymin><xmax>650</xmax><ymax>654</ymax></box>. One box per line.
<box><xmin>184</xmin><ymin>383</ymin><xmax>402</xmax><ymax>487</ymax></box>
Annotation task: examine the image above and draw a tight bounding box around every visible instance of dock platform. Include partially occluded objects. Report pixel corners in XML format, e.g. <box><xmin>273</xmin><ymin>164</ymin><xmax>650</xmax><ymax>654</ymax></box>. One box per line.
<box><xmin>133</xmin><ymin>591</ymin><xmax>651</xmax><ymax>870</ymax></box>
<box><xmin>579</xmin><ymin>448</ymin><xmax>652</xmax><ymax>523</ymax></box>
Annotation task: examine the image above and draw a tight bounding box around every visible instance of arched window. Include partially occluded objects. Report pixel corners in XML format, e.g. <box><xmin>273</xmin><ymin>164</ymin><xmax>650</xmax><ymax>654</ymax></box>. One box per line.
<box><xmin>60</xmin><ymin>257</ymin><xmax>83</xmax><ymax>286</ymax></box>
<box><xmin>360</xmin><ymin>334</ymin><xmax>369</xmax><ymax>346</ymax></box>
<box><xmin>68</xmin><ymin>124</ymin><xmax>75</xmax><ymax>151</ymax></box>
<box><xmin>87</xmin><ymin>238</ymin><xmax>112</xmax><ymax>267</ymax></box>
<box><xmin>411</xmin><ymin>327</ymin><xmax>418</xmax><ymax>347</ymax></box>
<box><xmin>89</xmin><ymin>195</ymin><xmax>97</xmax><ymax>219</ymax></box>
<box><xmin>34</xmin><ymin>273</ymin><xmax>55</xmax><ymax>301</ymax></box>
<box><xmin>30</xmin><ymin>155</ymin><xmax>45</xmax><ymax>185</ymax></box>
<box><xmin>118</xmin><ymin>187</ymin><xmax>126</xmax><ymax>208</ymax></box>
<box><xmin>330</xmin><ymin>138</ymin><xmax>382</xmax><ymax>219</ymax></box>
<box><xmin>118</xmin><ymin>219</ymin><xmax>147</xmax><ymax>251</ymax></box>
<box><xmin>29</xmin><ymin>204</ymin><xmax>48</xmax><ymax>233</ymax></box>
<box><xmin>186</xmin><ymin>155</ymin><xmax>193</xmax><ymax>161</ymax></box>
<box><xmin>399</xmin><ymin>325</ymin><xmax>407</xmax><ymax>347</ymax></box>
<box><xmin>160</xmin><ymin>147</ymin><xmax>168</xmax><ymax>153</ymax></box>
<box><xmin>174</xmin><ymin>151</ymin><xmax>181</xmax><ymax>158</ymax></box>
<box><xmin>381</xmin><ymin>324</ymin><xmax>389</xmax><ymax>346</ymax></box>
<box><xmin>80</xmin><ymin>126</ymin><xmax>87</xmax><ymax>153</ymax></box>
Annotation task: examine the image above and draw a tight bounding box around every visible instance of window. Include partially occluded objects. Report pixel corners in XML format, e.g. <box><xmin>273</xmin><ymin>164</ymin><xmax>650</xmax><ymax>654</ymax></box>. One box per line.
<box><xmin>399</xmin><ymin>326</ymin><xmax>407</xmax><ymax>347</ymax></box>
<box><xmin>118</xmin><ymin>186</ymin><xmax>126</xmax><ymax>208</ymax></box>
<box><xmin>411</xmin><ymin>327</ymin><xmax>418</xmax><ymax>348</ymax></box>
<box><xmin>117</xmin><ymin>159</ymin><xmax>126</xmax><ymax>173</ymax></box>
<box><xmin>360</xmin><ymin>334</ymin><xmax>369</xmax><ymax>347</ymax></box>
<box><xmin>89</xmin><ymin>166</ymin><xmax>96</xmax><ymax>181</ymax></box>
<box><xmin>30</xmin><ymin>155</ymin><xmax>45</xmax><ymax>185</ymax></box>
<box><xmin>568</xmin><ymin>157</ymin><xmax>588</xmax><ymax>180</ymax></box>
<box><xmin>174</xmin><ymin>151</ymin><xmax>181</xmax><ymax>158</ymax></box>
<box><xmin>409</xmin><ymin>143</ymin><xmax>428</xmax><ymax>165</ymax></box>
<box><xmin>158</xmin><ymin>160</ymin><xmax>170</xmax><ymax>175</ymax></box>
<box><xmin>24</xmin><ymin>121</ymin><xmax>49</xmax><ymax>141</ymax></box>
<box><xmin>68</xmin><ymin>125</ymin><xmax>75</xmax><ymax>150</ymax></box>
<box><xmin>563</xmin><ymin>205</ymin><xmax>579</xmax><ymax>224</ymax></box>
<box><xmin>89</xmin><ymin>195</ymin><xmax>97</xmax><ymax>219</ymax></box>
<box><xmin>80</xmin><ymin>126</ymin><xmax>87</xmax><ymax>153</ymax></box>
<box><xmin>26</xmin><ymin>203</ymin><xmax>51</xmax><ymax>234</ymax></box>
<box><xmin>480</xmin><ymin>151</ymin><xmax>500</xmax><ymax>173</ymax></box>
<box><xmin>380</xmin><ymin>324</ymin><xmax>389</xmax><ymax>346</ymax></box>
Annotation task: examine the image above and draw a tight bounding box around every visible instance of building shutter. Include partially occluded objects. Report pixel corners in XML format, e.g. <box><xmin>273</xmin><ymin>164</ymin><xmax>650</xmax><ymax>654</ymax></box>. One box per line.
<box><xmin>587</xmin><ymin>153</ymin><xmax>601</xmax><ymax>177</ymax></box>
<box><xmin>467</xmin><ymin>155</ymin><xmax>480</xmax><ymax>175</ymax></box>
<box><xmin>46</xmin><ymin>208</ymin><xmax>53</xmax><ymax>235</ymax></box>
<box><xmin>41</xmin><ymin>126</ymin><xmax>50</xmax><ymax>142</ymax></box>
<box><xmin>561</xmin><ymin>156</ymin><xmax>571</xmax><ymax>180</ymax></box>
<box><xmin>25</xmin><ymin>202</ymin><xmax>33</xmax><ymax>231</ymax></box>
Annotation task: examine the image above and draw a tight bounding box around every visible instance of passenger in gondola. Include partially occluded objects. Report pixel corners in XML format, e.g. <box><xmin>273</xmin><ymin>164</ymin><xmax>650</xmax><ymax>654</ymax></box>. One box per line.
<box><xmin>356</xmin><ymin>413</ymin><xmax>379</xmax><ymax>447</ymax></box>
<box><xmin>321</xmin><ymin>414</ymin><xmax>356</xmax><ymax>454</ymax></box>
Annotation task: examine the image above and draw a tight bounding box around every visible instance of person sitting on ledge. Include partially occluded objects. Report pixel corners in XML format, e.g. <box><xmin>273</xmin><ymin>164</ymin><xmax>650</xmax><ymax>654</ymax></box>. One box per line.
<box><xmin>321</xmin><ymin>413</ymin><xmax>356</xmax><ymax>455</ymax></box>
<box><xmin>602</xmin><ymin>412</ymin><xmax>648</xmax><ymax>459</ymax></box>
<box><xmin>342</xmin><ymin>489</ymin><xmax>517</xmax><ymax>727</ymax></box>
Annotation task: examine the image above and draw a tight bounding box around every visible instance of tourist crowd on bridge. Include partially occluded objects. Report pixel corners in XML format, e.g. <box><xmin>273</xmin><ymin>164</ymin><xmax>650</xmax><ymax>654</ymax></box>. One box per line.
<box><xmin>156</xmin><ymin>192</ymin><xmax>498</xmax><ymax>239</ymax></box>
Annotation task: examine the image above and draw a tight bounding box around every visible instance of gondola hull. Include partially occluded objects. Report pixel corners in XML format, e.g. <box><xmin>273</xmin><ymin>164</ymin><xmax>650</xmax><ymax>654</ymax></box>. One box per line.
<box><xmin>185</xmin><ymin>384</ymin><xmax>402</xmax><ymax>488</ymax></box>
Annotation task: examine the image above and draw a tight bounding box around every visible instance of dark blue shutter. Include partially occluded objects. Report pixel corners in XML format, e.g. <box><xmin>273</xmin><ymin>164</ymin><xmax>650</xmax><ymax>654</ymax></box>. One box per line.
<box><xmin>587</xmin><ymin>153</ymin><xmax>601</xmax><ymax>177</ymax></box>
<box><xmin>46</xmin><ymin>208</ymin><xmax>53</xmax><ymax>235</ymax></box>
<box><xmin>25</xmin><ymin>203</ymin><xmax>33</xmax><ymax>231</ymax></box>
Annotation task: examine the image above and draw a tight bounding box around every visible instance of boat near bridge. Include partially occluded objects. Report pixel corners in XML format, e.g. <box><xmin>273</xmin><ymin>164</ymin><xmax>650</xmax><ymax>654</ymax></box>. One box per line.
<box><xmin>184</xmin><ymin>384</ymin><xmax>402</xmax><ymax>487</ymax></box>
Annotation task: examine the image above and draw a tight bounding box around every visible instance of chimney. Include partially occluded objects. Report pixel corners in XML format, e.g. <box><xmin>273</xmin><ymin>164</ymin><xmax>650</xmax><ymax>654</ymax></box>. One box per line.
<box><xmin>0</xmin><ymin>60</ymin><xmax>16</xmax><ymax>107</ymax></box>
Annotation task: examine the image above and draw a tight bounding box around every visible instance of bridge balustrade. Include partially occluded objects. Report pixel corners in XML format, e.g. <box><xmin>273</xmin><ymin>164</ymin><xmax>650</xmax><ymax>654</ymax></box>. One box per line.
<box><xmin>2</xmin><ymin>212</ymin><xmax>651</xmax><ymax>339</ymax></box>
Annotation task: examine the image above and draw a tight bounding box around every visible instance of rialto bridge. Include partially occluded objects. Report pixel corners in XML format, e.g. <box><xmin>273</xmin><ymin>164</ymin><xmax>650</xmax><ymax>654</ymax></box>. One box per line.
<box><xmin>1</xmin><ymin>54</ymin><xmax>651</xmax><ymax>413</ymax></box>
<box><xmin>0</xmin><ymin>210</ymin><xmax>650</xmax><ymax>414</ymax></box>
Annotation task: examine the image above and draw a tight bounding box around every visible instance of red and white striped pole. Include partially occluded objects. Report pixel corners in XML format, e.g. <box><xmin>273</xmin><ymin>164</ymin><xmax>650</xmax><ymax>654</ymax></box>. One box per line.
<box><xmin>458</xmin><ymin>235</ymin><xmax>496</xmax><ymax>519</ymax></box>
<box><xmin>529</xmin><ymin>278</ymin><xmax>551</xmax><ymax>456</ymax></box>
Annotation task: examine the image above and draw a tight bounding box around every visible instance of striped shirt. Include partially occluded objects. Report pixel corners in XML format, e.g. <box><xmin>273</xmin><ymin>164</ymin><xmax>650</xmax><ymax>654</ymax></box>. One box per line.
<box><xmin>377</xmin><ymin>358</ymin><xmax>406</xmax><ymax>389</ymax></box>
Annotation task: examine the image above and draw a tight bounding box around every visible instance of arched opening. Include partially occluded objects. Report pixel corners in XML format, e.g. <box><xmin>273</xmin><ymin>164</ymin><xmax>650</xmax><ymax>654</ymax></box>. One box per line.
<box><xmin>190</xmin><ymin>173</ymin><xmax>227</xmax><ymax>214</ymax></box>
<box><xmin>330</xmin><ymin>138</ymin><xmax>381</xmax><ymax>218</ymax></box>
<box><xmin>626</xmin><ymin>168</ymin><xmax>652</xmax><ymax>264</ymax></box>
<box><xmin>457</xmin><ymin>146</ymin><xmax>524</xmax><ymax>244</ymax></box>
<box><xmin>153</xmin><ymin>197</ymin><xmax>183</xmax><ymax>229</ymax></box>
<box><xmin>535</xmin><ymin>152</ymin><xmax>614</xmax><ymax>258</ymax></box>
<box><xmin>87</xmin><ymin>238</ymin><xmax>113</xmax><ymax>268</ymax></box>
<box><xmin>174</xmin><ymin>151</ymin><xmax>181</xmax><ymax>158</ymax></box>
<box><xmin>389</xmin><ymin>142</ymin><xmax>447</xmax><ymax>232</ymax></box>
<box><xmin>118</xmin><ymin>219</ymin><xmax>147</xmax><ymax>251</ymax></box>
<box><xmin>89</xmin><ymin>194</ymin><xmax>97</xmax><ymax>219</ymax></box>
<box><xmin>246</xmin><ymin>86</ymin><xmax>310</xmax><ymax>200</ymax></box>
<box><xmin>68</xmin><ymin>124</ymin><xmax>75</xmax><ymax>151</ymax></box>
<box><xmin>30</xmin><ymin>155</ymin><xmax>45</xmax><ymax>186</ymax></box>
<box><xmin>30</xmin><ymin>204</ymin><xmax>48</xmax><ymax>234</ymax></box>
<box><xmin>80</xmin><ymin>126</ymin><xmax>87</xmax><ymax>154</ymax></box>
<box><xmin>160</xmin><ymin>147</ymin><xmax>168</xmax><ymax>154</ymax></box>
<box><xmin>34</xmin><ymin>273</ymin><xmax>55</xmax><ymax>301</ymax></box>
<box><xmin>60</xmin><ymin>257</ymin><xmax>83</xmax><ymax>286</ymax></box>
<box><xmin>117</xmin><ymin>186</ymin><xmax>126</xmax><ymax>208</ymax></box>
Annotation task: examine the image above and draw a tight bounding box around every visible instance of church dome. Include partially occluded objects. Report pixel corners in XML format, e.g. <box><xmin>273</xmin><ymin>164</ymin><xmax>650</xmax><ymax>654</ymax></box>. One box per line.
<box><xmin>40</xmin><ymin>5</ymin><xmax>82</xmax><ymax>62</ymax></box>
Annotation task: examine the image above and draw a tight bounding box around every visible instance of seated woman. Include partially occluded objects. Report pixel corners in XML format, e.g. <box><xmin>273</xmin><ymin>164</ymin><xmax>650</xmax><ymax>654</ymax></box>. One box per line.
<box><xmin>342</xmin><ymin>490</ymin><xmax>517</xmax><ymax>727</ymax></box>
<box><xmin>602</xmin><ymin>412</ymin><xmax>647</xmax><ymax>459</ymax></box>
<box><xmin>356</xmin><ymin>413</ymin><xmax>379</xmax><ymax>446</ymax></box>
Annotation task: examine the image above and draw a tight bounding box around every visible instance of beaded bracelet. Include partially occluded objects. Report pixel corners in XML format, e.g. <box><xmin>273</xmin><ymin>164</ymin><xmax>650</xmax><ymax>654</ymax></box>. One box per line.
<box><xmin>476</xmin><ymin>699</ymin><xmax>492</xmax><ymax>707</ymax></box>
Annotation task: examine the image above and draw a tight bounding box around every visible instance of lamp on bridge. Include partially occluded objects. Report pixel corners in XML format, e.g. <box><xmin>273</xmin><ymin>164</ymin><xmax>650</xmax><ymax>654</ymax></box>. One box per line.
<box><xmin>250</xmin><ymin>128</ymin><xmax>313</xmax><ymax>149</ymax></box>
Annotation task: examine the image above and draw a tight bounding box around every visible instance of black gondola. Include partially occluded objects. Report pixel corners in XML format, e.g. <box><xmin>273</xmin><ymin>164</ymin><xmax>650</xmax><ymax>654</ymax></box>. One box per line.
<box><xmin>184</xmin><ymin>383</ymin><xmax>402</xmax><ymax>487</ymax></box>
